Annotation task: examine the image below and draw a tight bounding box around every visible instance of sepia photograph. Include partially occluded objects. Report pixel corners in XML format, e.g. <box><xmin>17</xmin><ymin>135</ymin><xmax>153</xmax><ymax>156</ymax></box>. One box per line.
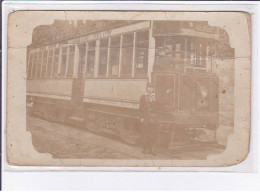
<box><xmin>6</xmin><ymin>11</ymin><xmax>251</xmax><ymax>167</ymax></box>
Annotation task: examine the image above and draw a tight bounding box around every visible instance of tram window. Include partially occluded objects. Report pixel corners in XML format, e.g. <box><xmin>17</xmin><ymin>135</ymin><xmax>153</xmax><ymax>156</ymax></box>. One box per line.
<box><xmin>109</xmin><ymin>36</ymin><xmax>120</xmax><ymax>76</ymax></box>
<box><xmin>154</xmin><ymin>36</ymin><xmax>183</xmax><ymax>72</ymax></box>
<box><xmin>121</xmin><ymin>33</ymin><xmax>134</xmax><ymax>76</ymax></box>
<box><xmin>78</xmin><ymin>43</ymin><xmax>86</xmax><ymax>77</ymax></box>
<box><xmin>60</xmin><ymin>47</ymin><xmax>68</xmax><ymax>77</ymax></box>
<box><xmin>41</xmin><ymin>51</ymin><xmax>48</xmax><ymax>78</ymax></box>
<box><xmin>34</xmin><ymin>52</ymin><xmax>41</xmax><ymax>78</ymax></box>
<box><xmin>166</xmin><ymin>37</ymin><xmax>184</xmax><ymax>57</ymax></box>
<box><xmin>207</xmin><ymin>41</ymin><xmax>217</xmax><ymax>56</ymax></box>
<box><xmin>46</xmin><ymin>50</ymin><xmax>53</xmax><ymax>78</ymax></box>
<box><xmin>66</xmin><ymin>46</ymin><xmax>75</xmax><ymax>78</ymax></box>
<box><xmin>30</xmin><ymin>53</ymin><xmax>35</xmax><ymax>78</ymax></box>
<box><xmin>196</xmin><ymin>42</ymin><xmax>207</xmax><ymax>67</ymax></box>
<box><xmin>155</xmin><ymin>37</ymin><xmax>164</xmax><ymax>57</ymax></box>
<box><xmin>52</xmin><ymin>48</ymin><xmax>60</xmax><ymax>78</ymax></box>
<box><xmin>187</xmin><ymin>39</ymin><xmax>207</xmax><ymax>68</ymax></box>
<box><xmin>86</xmin><ymin>41</ymin><xmax>95</xmax><ymax>78</ymax></box>
<box><xmin>187</xmin><ymin>40</ymin><xmax>196</xmax><ymax>66</ymax></box>
<box><xmin>98</xmin><ymin>38</ymin><xmax>109</xmax><ymax>76</ymax></box>
<box><xmin>27</xmin><ymin>53</ymin><xmax>33</xmax><ymax>78</ymax></box>
<box><xmin>135</xmin><ymin>30</ymin><xmax>149</xmax><ymax>76</ymax></box>
<box><xmin>155</xmin><ymin>36</ymin><xmax>165</xmax><ymax>48</ymax></box>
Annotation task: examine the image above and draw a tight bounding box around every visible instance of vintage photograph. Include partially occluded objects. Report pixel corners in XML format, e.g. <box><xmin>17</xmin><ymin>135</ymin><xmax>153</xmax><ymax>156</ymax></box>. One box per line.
<box><xmin>6</xmin><ymin>11</ymin><xmax>251</xmax><ymax>167</ymax></box>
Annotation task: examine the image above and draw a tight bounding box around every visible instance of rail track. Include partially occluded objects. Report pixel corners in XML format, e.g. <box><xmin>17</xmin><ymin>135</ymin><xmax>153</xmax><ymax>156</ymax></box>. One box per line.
<box><xmin>27</xmin><ymin>115</ymin><xmax>225</xmax><ymax>160</ymax></box>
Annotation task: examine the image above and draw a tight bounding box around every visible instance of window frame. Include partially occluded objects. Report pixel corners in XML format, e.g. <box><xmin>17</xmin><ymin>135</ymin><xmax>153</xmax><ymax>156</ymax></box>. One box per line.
<box><xmin>134</xmin><ymin>30</ymin><xmax>149</xmax><ymax>77</ymax></box>
<box><xmin>98</xmin><ymin>38</ymin><xmax>109</xmax><ymax>77</ymax></box>
<box><xmin>85</xmin><ymin>41</ymin><xmax>96</xmax><ymax>78</ymax></box>
<box><xmin>40</xmin><ymin>50</ymin><xmax>48</xmax><ymax>78</ymax></box>
<box><xmin>120</xmin><ymin>32</ymin><xmax>134</xmax><ymax>77</ymax></box>
<box><xmin>27</xmin><ymin>26</ymin><xmax>152</xmax><ymax>80</ymax></box>
<box><xmin>108</xmin><ymin>35</ymin><xmax>121</xmax><ymax>77</ymax></box>
<box><xmin>66</xmin><ymin>45</ymin><xmax>75</xmax><ymax>78</ymax></box>
<box><xmin>34</xmin><ymin>51</ymin><xmax>41</xmax><ymax>79</ymax></box>
<box><xmin>60</xmin><ymin>46</ymin><xmax>68</xmax><ymax>77</ymax></box>
<box><xmin>46</xmin><ymin>49</ymin><xmax>54</xmax><ymax>78</ymax></box>
<box><xmin>52</xmin><ymin>47</ymin><xmax>61</xmax><ymax>78</ymax></box>
<box><xmin>27</xmin><ymin>52</ymin><xmax>34</xmax><ymax>79</ymax></box>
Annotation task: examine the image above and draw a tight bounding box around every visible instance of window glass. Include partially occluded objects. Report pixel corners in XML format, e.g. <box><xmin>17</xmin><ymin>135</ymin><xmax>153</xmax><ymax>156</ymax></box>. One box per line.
<box><xmin>46</xmin><ymin>50</ymin><xmax>53</xmax><ymax>78</ymax></box>
<box><xmin>27</xmin><ymin>53</ymin><xmax>34</xmax><ymax>78</ymax></box>
<box><xmin>60</xmin><ymin>47</ymin><xmax>68</xmax><ymax>77</ymax></box>
<box><xmin>86</xmin><ymin>41</ymin><xmax>95</xmax><ymax>78</ymax></box>
<box><xmin>35</xmin><ymin>52</ymin><xmax>41</xmax><ymax>78</ymax></box>
<box><xmin>52</xmin><ymin>48</ymin><xmax>60</xmax><ymax>78</ymax></box>
<box><xmin>98</xmin><ymin>38</ymin><xmax>109</xmax><ymax>76</ymax></box>
<box><xmin>66</xmin><ymin>46</ymin><xmax>75</xmax><ymax>78</ymax></box>
<box><xmin>109</xmin><ymin>36</ymin><xmax>120</xmax><ymax>76</ymax></box>
<box><xmin>135</xmin><ymin>30</ymin><xmax>149</xmax><ymax>76</ymax></box>
<box><xmin>41</xmin><ymin>51</ymin><xmax>48</xmax><ymax>78</ymax></box>
<box><xmin>207</xmin><ymin>41</ymin><xmax>217</xmax><ymax>56</ymax></box>
<box><xmin>155</xmin><ymin>36</ymin><xmax>165</xmax><ymax>55</ymax></box>
<box><xmin>154</xmin><ymin>36</ymin><xmax>184</xmax><ymax>72</ymax></box>
<box><xmin>187</xmin><ymin>39</ymin><xmax>196</xmax><ymax>66</ymax></box>
<box><xmin>166</xmin><ymin>36</ymin><xmax>184</xmax><ymax>57</ymax></box>
<box><xmin>196</xmin><ymin>40</ymin><xmax>207</xmax><ymax>67</ymax></box>
<box><xmin>78</xmin><ymin>43</ymin><xmax>86</xmax><ymax>77</ymax></box>
<box><xmin>187</xmin><ymin>38</ymin><xmax>207</xmax><ymax>68</ymax></box>
<box><xmin>121</xmin><ymin>33</ymin><xmax>134</xmax><ymax>76</ymax></box>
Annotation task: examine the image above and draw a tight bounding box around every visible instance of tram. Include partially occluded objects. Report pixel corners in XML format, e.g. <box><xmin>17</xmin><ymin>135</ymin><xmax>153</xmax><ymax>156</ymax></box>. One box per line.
<box><xmin>26</xmin><ymin>20</ymin><xmax>234</xmax><ymax>146</ymax></box>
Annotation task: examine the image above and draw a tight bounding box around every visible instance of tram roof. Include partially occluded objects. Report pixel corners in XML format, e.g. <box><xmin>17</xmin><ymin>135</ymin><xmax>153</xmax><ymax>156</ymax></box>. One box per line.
<box><xmin>28</xmin><ymin>20</ymin><xmax>227</xmax><ymax>48</ymax></box>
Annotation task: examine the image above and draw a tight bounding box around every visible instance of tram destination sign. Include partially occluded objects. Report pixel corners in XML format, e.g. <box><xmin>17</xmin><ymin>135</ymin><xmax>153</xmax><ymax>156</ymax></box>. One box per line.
<box><xmin>184</xmin><ymin>21</ymin><xmax>218</xmax><ymax>34</ymax></box>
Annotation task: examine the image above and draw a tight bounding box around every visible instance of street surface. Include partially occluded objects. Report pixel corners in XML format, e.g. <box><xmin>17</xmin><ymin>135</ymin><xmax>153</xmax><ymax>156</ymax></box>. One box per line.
<box><xmin>27</xmin><ymin>116</ymin><xmax>225</xmax><ymax>160</ymax></box>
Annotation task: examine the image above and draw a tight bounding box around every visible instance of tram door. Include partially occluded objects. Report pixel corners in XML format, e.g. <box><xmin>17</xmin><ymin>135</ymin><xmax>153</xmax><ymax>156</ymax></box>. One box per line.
<box><xmin>72</xmin><ymin>43</ymin><xmax>86</xmax><ymax>107</ymax></box>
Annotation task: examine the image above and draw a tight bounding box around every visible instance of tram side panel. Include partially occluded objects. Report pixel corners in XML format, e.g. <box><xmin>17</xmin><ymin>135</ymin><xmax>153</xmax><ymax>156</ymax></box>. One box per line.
<box><xmin>83</xmin><ymin>79</ymin><xmax>147</xmax><ymax>107</ymax></box>
<box><xmin>81</xmin><ymin>78</ymin><xmax>147</xmax><ymax>141</ymax></box>
<box><xmin>26</xmin><ymin>78</ymin><xmax>74</xmax><ymax>122</ymax></box>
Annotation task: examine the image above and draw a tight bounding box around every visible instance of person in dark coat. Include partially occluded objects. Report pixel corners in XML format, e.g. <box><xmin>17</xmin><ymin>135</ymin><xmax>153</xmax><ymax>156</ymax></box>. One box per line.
<box><xmin>139</xmin><ymin>83</ymin><xmax>158</xmax><ymax>155</ymax></box>
<box><xmin>154</xmin><ymin>45</ymin><xmax>181</xmax><ymax>72</ymax></box>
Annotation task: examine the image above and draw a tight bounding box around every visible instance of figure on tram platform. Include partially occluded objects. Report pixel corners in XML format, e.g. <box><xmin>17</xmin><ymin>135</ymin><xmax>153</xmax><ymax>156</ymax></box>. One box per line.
<box><xmin>139</xmin><ymin>83</ymin><xmax>159</xmax><ymax>155</ymax></box>
<box><xmin>154</xmin><ymin>45</ymin><xmax>182</xmax><ymax>72</ymax></box>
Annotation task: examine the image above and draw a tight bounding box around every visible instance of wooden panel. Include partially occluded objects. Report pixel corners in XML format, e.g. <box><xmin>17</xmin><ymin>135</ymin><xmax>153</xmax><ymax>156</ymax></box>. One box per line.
<box><xmin>83</xmin><ymin>79</ymin><xmax>147</xmax><ymax>108</ymax></box>
<box><xmin>27</xmin><ymin>79</ymin><xmax>73</xmax><ymax>99</ymax></box>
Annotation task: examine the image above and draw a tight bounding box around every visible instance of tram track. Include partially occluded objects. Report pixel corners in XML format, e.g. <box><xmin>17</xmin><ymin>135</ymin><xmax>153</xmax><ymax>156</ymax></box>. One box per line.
<box><xmin>27</xmin><ymin>115</ymin><xmax>170</xmax><ymax>159</ymax></box>
<box><xmin>27</xmin><ymin>115</ymin><xmax>224</xmax><ymax>160</ymax></box>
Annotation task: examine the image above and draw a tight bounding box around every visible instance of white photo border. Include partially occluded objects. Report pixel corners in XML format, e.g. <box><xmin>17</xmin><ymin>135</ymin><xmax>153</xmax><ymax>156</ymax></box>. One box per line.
<box><xmin>1</xmin><ymin>1</ymin><xmax>258</xmax><ymax>175</ymax></box>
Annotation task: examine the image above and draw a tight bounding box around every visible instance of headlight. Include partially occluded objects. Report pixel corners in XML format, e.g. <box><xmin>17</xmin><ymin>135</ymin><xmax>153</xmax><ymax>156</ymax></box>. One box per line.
<box><xmin>196</xmin><ymin>81</ymin><xmax>208</xmax><ymax>99</ymax></box>
<box><xmin>199</xmin><ymin>85</ymin><xmax>208</xmax><ymax>98</ymax></box>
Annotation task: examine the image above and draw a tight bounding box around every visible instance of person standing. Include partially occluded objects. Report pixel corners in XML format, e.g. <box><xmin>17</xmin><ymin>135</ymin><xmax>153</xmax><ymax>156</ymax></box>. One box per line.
<box><xmin>139</xmin><ymin>83</ymin><xmax>158</xmax><ymax>155</ymax></box>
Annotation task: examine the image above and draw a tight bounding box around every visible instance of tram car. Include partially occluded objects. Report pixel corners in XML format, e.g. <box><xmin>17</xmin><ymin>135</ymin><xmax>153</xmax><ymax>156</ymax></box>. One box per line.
<box><xmin>26</xmin><ymin>20</ymin><xmax>234</xmax><ymax>146</ymax></box>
